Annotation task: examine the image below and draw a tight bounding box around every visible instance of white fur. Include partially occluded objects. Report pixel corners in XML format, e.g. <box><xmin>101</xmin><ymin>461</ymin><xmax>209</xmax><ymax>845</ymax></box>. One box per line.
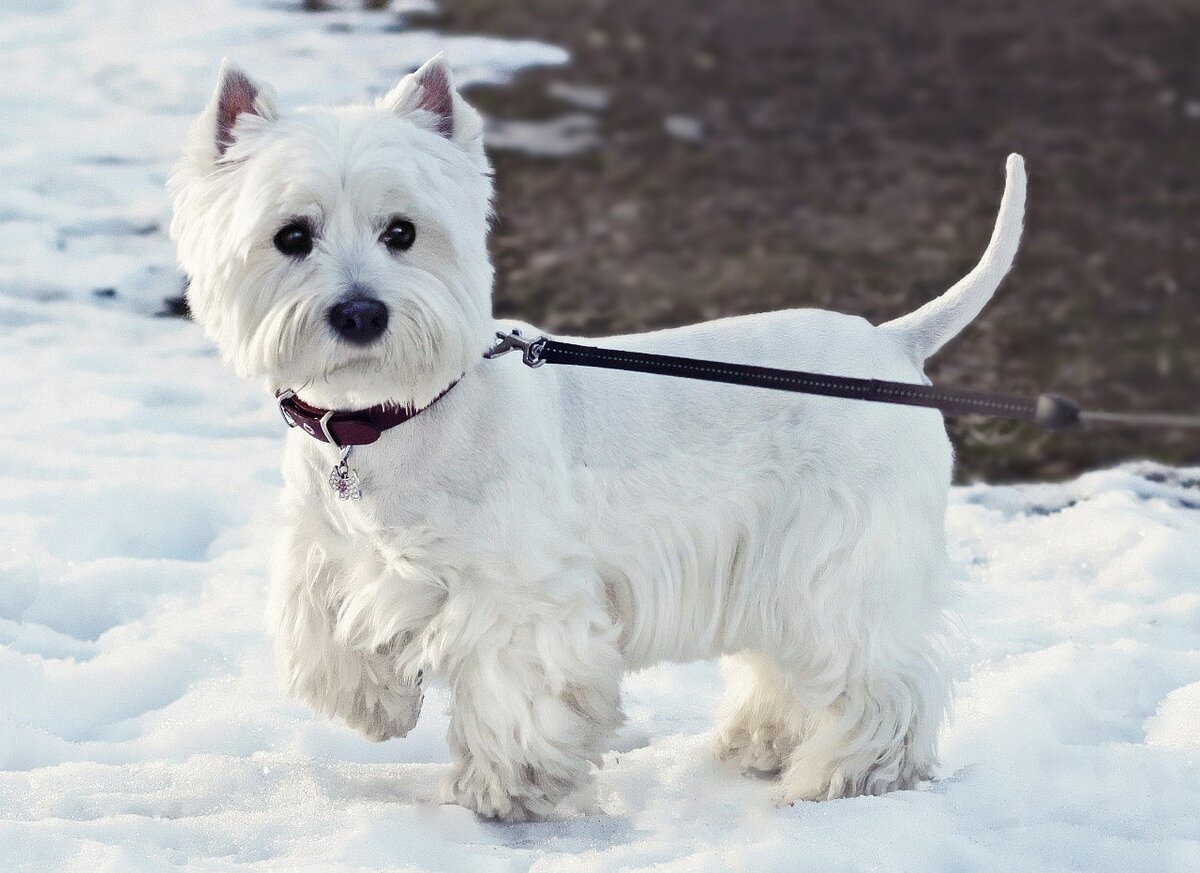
<box><xmin>169</xmin><ymin>57</ymin><xmax>1026</xmax><ymax>821</ymax></box>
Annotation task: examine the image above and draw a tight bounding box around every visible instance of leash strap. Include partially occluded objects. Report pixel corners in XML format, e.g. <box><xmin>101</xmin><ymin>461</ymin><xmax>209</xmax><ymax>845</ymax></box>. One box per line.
<box><xmin>484</xmin><ymin>329</ymin><xmax>1199</xmax><ymax>432</ymax></box>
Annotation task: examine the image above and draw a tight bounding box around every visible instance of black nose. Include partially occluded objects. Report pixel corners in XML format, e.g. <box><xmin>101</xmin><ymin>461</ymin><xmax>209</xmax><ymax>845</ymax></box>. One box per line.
<box><xmin>327</xmin><ymin>297</ymin><xmax>389</xmax><ymax>345</ymax></box>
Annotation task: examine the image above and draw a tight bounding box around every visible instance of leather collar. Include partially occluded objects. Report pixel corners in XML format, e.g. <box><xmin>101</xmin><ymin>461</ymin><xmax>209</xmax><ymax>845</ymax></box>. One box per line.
<box><xmin>275</xmin><ymin>381</ymin><xmax>458</xmax><ymax>447</ymax></box>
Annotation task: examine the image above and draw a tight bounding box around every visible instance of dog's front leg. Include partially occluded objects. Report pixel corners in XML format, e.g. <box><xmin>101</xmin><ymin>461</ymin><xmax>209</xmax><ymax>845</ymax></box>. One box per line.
<box><xmin>268</xmin><ymin>514</ymin><xmax>423</xmax><ymax>742</ymax></box>
<box><xmin>442</xmin><ymin>592</ymin><xmax>624</xmax><ymax>821</ymax></box>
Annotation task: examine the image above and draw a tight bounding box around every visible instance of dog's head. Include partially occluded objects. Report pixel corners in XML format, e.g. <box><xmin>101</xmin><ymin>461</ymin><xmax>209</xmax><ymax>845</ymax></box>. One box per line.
<box><xmin>169</xmin><ymin>56</ymin><xmax>494</xmax><ymax>409</ymax></box>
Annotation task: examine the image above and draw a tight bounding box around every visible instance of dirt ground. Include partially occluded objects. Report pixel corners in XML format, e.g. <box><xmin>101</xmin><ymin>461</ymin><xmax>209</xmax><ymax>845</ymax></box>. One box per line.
<box><xmin>413</xmin><ymin>1</ymin><xmax>1200</xmax><ymax>480</ymax></box>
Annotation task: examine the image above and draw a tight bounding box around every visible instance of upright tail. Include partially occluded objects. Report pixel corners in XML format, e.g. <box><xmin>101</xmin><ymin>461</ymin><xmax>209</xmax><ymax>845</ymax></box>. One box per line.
<box><xmin>882</xmin><ymin>154</ymin><xmax>1026</xmax><ymax>362</ymax></box>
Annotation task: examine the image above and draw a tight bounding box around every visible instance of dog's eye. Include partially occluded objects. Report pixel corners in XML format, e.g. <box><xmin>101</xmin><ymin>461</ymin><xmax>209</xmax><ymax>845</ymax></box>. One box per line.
<box><xmin>380</xmin><ymin>218</ymin><xmax>416</xmax><ymax>253</ymax></box>
<box><xmin>274</xmin><ymin>222</ymin><xmax>313</xmax><ymax>258</ymax></box>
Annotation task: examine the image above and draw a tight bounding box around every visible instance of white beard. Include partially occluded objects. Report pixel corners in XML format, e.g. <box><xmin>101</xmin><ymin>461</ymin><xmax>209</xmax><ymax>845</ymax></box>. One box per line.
<box><xmin>170</xmin><ymin>55</ymin><xmax>1027</xmax><ymax>821</ymax></box>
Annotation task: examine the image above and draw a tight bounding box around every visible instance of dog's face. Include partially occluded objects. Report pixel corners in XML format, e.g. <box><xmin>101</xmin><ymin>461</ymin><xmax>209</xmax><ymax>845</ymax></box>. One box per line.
<box><xmin>169</xmin><ymin>57</ymin><xmax>494</xmax><ymax>409</ymax></box>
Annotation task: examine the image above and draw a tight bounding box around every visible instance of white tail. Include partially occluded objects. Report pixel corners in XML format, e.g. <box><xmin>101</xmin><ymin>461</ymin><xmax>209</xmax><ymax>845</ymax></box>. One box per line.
<box><xmin>882</xmin><ymin>154</ymin><xmax>1026</xmax><ymax>362</ymax></box>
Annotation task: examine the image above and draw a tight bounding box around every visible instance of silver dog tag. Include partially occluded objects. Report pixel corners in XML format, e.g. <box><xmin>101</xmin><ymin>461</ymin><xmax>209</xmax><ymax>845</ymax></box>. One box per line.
<box><xmin>328</xmin><ymin>446</ymin><xmax>363</xmax><ymax>501</ymax></box>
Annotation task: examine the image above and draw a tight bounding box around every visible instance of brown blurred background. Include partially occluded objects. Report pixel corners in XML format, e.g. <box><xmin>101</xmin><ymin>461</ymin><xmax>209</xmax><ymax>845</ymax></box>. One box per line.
<box><xmin>424</xmin><ymin>1</ymin><xmax>1199</xmax><ymax>481</ymax></box>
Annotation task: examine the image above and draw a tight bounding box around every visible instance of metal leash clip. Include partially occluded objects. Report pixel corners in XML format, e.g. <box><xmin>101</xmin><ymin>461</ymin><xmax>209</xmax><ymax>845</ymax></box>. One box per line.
<box><xmin>484</xmin><ymin>329</ymin><xmax>548</xmax><ymax>368</ymax></box>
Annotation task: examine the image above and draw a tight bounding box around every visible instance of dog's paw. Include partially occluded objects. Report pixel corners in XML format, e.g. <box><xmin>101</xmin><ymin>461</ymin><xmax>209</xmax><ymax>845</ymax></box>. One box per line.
<box><xmin>443</xmin><ymin>762</ymin><xmax>574</xmax><ymax>822</ymax></box>
<box><xmin>713</xmin><ymin>723</ymin><xmax>794</xmax><ymax>774</ymax></box>
<box><xmin>343</xmin><ymin>683</ymin><xmax>424</xmax><ymax>742</ymax></box>
<box><xmin>774</xmin><ymin>760</ymin><xmax>924</xmax><ymax>805</ymax></box>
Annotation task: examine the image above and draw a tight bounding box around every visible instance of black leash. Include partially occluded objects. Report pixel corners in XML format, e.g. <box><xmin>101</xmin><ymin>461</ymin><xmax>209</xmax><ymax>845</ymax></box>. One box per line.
<box><xmin>484</xmin><ymin>329</ymin><xmax>1200</xmax><ymax>433</ymax></box>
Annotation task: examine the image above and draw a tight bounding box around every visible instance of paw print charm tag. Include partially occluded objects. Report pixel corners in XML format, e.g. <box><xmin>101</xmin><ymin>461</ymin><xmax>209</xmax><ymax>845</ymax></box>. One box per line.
<box><xmin>328</xmin><ymin>446</ymin><xmax>363</xmax><ymax>501</ymax></box>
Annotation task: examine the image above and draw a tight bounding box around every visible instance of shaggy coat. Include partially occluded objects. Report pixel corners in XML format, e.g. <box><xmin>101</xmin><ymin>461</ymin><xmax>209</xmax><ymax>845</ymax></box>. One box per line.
<box><xmin>170</xmin><ymin>56</ymin><xmax>1026</xmax><ymax>820</ymax></box>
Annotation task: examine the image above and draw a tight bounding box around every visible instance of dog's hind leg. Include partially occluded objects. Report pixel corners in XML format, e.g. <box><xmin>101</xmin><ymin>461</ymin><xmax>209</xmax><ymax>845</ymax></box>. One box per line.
<box><xmin>768</xmin><ymin>486</ymin><xmax>956</xmax><ymax>804</ymax></box>
<box><xmin>771</xmin><ymin>575</ymin><xmax>953</xmax><ymax>804</ymax></box>
<box><xmin>713</xmin><ymin>651</ymin><xmax>804</xmax><ymax>774</ymax></box>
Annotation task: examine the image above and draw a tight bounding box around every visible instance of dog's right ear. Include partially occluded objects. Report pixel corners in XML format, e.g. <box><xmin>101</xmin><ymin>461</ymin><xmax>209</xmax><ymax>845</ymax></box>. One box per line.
<box><xmin>196</xmin><ymin>59</ymin><xmax>278</xmax><ymax>161</ymax></box>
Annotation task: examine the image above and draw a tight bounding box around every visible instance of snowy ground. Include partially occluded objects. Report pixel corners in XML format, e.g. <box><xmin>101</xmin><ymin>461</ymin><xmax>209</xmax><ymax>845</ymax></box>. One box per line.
<box><xmin>3</xmin><ymin>2</ymin><xmax>1200</xmax><ymax>871</ymax></box>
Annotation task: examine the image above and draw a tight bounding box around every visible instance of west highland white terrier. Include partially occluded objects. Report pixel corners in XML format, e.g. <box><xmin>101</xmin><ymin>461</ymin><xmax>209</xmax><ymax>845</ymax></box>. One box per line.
<box><xmin>169</xmin><ymin>55</ymin><xmax>1026</xmax><ymax>820</ymax></box>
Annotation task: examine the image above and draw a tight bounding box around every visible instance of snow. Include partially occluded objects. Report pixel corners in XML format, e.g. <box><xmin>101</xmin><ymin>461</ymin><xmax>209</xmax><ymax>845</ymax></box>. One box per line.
<box><xmin>3</xmin><ymin>2</ymin><xmax>1200</xmax><ymax>871</ymax></box>
<box><xmin>484</xmin><ymin>114</ymin><xmax>600</xmax><ymax>159</ymax></box>
<box><xmin>0</xmin><ymin>0</ymin><xmax>566</xmax><ymax>314</ymax></box>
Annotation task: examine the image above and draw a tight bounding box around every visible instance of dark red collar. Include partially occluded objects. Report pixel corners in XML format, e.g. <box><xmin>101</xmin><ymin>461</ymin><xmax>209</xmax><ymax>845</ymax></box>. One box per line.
<box><xmin>275</xmin><ymin>381</ymin><xmax>458</xmax><ymax>447</ymax></box>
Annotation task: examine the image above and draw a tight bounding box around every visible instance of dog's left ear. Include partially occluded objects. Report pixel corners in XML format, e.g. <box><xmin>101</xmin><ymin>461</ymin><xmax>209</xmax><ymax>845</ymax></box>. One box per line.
<box><xmin>380</xmin><ymin>55</ymin><xmax>484</xmax><ymax>153</ymax></box>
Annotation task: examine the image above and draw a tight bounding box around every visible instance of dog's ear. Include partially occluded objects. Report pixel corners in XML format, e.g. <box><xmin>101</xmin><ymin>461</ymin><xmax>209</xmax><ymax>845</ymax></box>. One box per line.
<box><xmin>379</xmin><ymin>55</ymin><xmax>484</xmax><ymax>153</ymax></box>
<box><xmin>198</xmin><ymin>59</ymin><xmax>278</xmax><ymax>160</ymax></box>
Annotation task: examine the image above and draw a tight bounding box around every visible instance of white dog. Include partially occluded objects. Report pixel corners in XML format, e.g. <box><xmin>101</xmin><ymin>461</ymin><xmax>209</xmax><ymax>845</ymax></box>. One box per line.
<box><xmin>169</xmin><ymin>55</ymin><xmax>1025</xmax><ymax>821</ymax></box>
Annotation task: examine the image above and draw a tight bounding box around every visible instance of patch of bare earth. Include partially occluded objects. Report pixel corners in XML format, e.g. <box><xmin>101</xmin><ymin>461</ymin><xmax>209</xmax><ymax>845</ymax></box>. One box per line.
<box><xmin>389</xmin><ymin>0</ymin><xmax>1200</xmax><ymax>480</ymax></box>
